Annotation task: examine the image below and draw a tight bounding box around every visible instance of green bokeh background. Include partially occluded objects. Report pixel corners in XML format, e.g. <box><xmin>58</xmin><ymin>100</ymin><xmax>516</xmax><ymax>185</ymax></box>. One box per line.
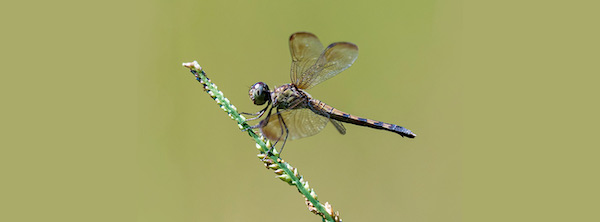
<box><xmin>2</xmin><ymin>0</ymin><xmax>598</xmax><ymax>222</ymax></box>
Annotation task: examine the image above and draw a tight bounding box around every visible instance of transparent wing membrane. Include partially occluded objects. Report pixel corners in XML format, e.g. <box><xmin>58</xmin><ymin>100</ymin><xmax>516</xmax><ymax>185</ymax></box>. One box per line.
<box><xmin>329</xmin><ymin>119</ymin><xmax>346</xmax><ymax>135</ymax></box>
<box><xmin>293</xmin><ymin>42</ymin><xmax>358</xmax><ymax>89</ymax></box>
<box><xmin>289</xmin><ymin>32</ymin><xmax>324</xmax><ymax>86</ymax></box>
<box><xmin>260</xmin><ymin>108</ymin><xmax>329</xmax><ymax>142</ymax></box>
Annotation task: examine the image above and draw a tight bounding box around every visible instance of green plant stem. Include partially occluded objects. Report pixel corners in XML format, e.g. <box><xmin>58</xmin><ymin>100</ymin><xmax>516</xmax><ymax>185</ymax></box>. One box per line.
<box><xmin>183</xmin><ymin>61</ymin><xmax>339</xmax><ymax>222</ymax></box>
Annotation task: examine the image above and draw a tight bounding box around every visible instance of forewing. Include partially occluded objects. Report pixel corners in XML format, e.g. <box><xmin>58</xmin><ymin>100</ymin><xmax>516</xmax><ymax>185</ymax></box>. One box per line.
<box><xmin>260</xmin><ymin>108</ymin><xmax>329</xmax><ymax>142</ymax></box>
<box><xmin>294</xmin><ymin>42</ymin><xmax>358</xmax><ymax>89</ymax></box>
<box><xmin>289</xmin><ymin>32</ymin><xmax>324</xmax><ymax>85</ymax></box>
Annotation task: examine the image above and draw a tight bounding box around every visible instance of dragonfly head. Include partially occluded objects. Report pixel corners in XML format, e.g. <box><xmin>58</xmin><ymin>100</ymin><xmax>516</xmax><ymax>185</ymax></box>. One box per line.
<box><xmin>249</xmin><ymin>82</ymin><xmax>271</xmax><ymax>105</ymax></box>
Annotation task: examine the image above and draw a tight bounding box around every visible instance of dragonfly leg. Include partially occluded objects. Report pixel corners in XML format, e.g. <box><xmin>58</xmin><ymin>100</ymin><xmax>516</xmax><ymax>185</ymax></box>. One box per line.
<box><xmin>241</xmin><ymin>124</ymin><xmax>260</xmax><ymax>133</ymax></box>
<box><xmin>242</xmin><ymin>105</ymin><xmax>273</xmax><ymax>133</ymax></box>
<box><xmin>263</xmin><ymin>98</ymin><xmax>300</xmax><ymax>153</ymax></box>
<box><xmin>253</xmin><ymin>107</ymin><xmax>280</xmax><ymax>157</ymax></box>
<box><xmin>241</xmin><ymin>118</ymin><xmax>264</xmax><ymax>132</ymax></box>
<box><xmin>240</xmin><ymin>105</ymin><xmax>269</xmax><ymax>121</ymax></box>
<box><xmin>264</xmin><ymin>114</ymin><xmax>282</xmax><ymax>156</ymax></box>
<box><xmin>267</xmin><ymin>101</ymin><xmax>302</xmax><ymax>156</ymax></box>
<box><xmin>264</xmin><ymin>108</ymin><xmax>291</xmax><ymax>157</ymax></box>
<box><xmin>276</xmin><ymin>108</ymin><xmax>290</xmax><ymax>156</ymax></box>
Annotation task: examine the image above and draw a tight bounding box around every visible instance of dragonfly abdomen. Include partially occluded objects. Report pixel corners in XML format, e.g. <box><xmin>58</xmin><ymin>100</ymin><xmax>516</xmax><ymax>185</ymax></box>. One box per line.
<box><xmin>309</xmin><ymin>99</ymin><xmax>416</xmax><ymax>138</ymax></box>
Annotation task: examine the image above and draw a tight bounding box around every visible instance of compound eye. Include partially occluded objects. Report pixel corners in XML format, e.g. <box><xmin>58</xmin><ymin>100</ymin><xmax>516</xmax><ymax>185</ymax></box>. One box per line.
<box><xmin>249</xmin><ymin>82</ymin><xmax>270</xmax><ymax>105</ymax></box>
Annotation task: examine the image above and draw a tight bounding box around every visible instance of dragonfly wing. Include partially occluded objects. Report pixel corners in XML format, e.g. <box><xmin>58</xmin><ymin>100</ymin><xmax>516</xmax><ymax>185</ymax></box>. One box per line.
<box><xmin>329</xmin><ymin>119</ymin><xmax>346</xmax><ymax>135</ymax></box>
<box><xmin>294</xmin><ymin>42</ymin><xmax>358</xmax><ymax>89</ymax></box>
<box><xmin>289</xmin><ymin>32</ymin><xmax>324</xmax><ymax>86</ymax></box>
<box><xmin>260</xmin><ymin>108</ymin><xmax>329</xmax><ymax>142</ymax></box>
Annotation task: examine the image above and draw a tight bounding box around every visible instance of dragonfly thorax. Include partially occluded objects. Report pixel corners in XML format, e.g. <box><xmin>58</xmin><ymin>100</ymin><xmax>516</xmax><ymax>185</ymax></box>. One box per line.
<box><xmin>271</xmin><ymin>84</ymin><xmax>310</xmax><ymax>109</ymax></box>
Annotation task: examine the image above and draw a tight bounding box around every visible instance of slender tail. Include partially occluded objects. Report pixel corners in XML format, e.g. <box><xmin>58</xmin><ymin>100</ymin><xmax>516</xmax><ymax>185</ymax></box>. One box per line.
<box><xmin>309</xmin><ymin>99</ymin><xmax>416</xmax><ymax>138</ymax></box>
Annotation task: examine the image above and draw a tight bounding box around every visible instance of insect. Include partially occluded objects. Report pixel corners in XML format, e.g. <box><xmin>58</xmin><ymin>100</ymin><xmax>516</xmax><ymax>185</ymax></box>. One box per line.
<box><xmin>244</xmin><ymin>32</ymin><xmax>416</xmax><ymax>153</ymax></box>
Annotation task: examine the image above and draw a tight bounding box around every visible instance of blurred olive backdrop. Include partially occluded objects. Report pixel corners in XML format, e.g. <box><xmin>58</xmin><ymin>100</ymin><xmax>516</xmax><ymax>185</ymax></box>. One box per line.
<box><xmin>2</xmin><ymin>0</ymin><xmax>598</xmax><ymax>222</ymax></box>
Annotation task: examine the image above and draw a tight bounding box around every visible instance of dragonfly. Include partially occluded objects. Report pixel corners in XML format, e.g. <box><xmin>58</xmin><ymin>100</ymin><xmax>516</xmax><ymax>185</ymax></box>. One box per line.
<box><xmin>244</xmin><ymin>32</ymin><xmax>416</xmax><ymax>153</ymax></box>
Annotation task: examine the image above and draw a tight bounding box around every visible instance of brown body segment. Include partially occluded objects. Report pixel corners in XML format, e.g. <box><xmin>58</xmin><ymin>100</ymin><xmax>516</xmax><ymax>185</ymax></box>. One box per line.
<box><xmin>309</xmin><ymin>99</ymin><xmax>416</xmax><ymax>138</ymax></box>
